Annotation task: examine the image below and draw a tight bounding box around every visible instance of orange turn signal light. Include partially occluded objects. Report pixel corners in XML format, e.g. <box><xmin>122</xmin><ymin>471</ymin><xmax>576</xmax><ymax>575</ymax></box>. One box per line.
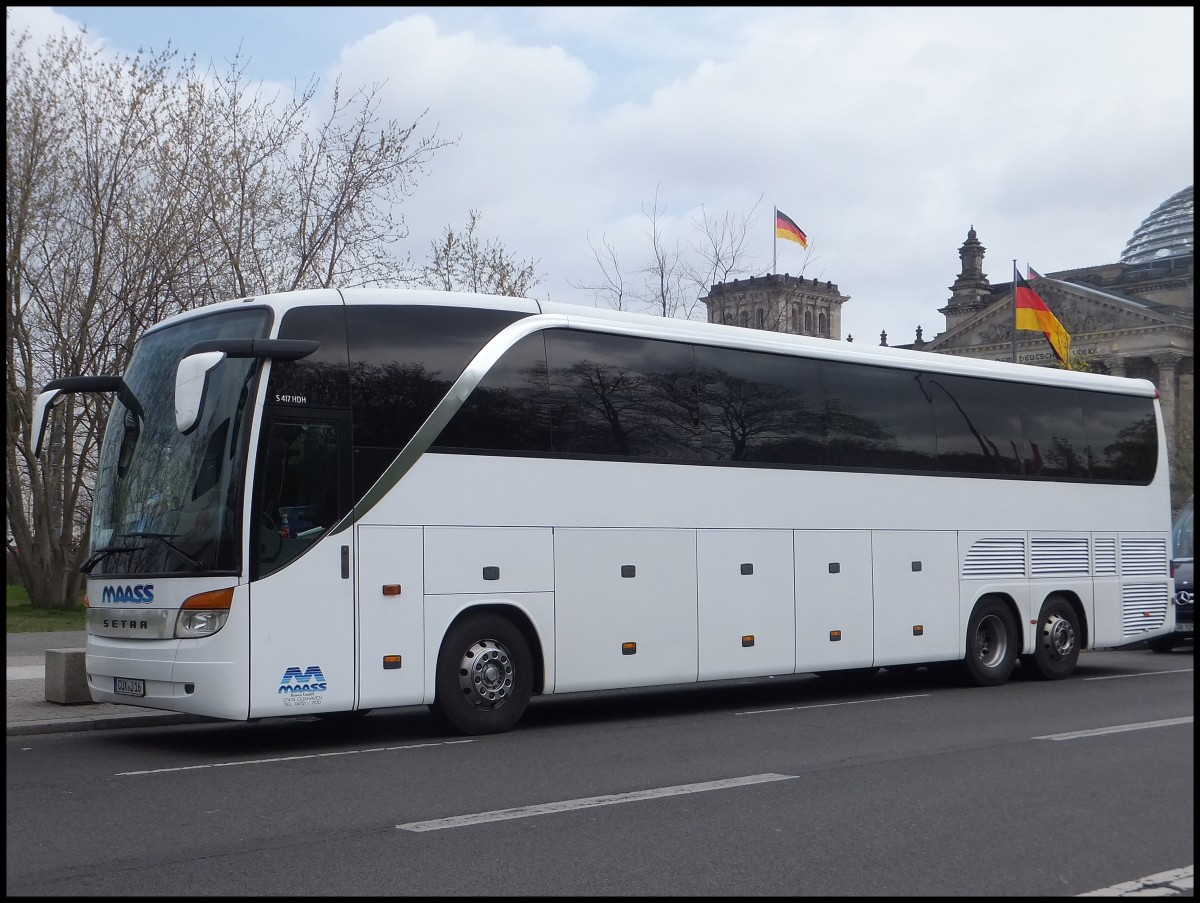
<box><xmin>182</xmin><ymin>587</ymin><xmax>234</xmax><ymax>610</ymax></box>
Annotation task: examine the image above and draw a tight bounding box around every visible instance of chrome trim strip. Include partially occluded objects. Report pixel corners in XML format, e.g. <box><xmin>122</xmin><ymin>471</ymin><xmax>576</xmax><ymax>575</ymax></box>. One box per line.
<box><xmin>333</xmin><ymin>313</ymin><xmax>568</xmax><ymax>532</ymax></box>
<box><xmin>333</xmin><ymin>308</ymin><xmax>756</xmax><ymax>532</ymax></box>
<box><xmin>87</xmin><ymin>607</ymin><xmax>176</xmax><ymax>640</ymax></box>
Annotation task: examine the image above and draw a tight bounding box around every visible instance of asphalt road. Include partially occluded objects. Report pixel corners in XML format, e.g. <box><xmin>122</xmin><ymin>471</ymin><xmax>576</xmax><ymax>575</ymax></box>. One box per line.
<box><xmin>6</xmin><ymin>647</ymin><xmax>1193</xmax><ymax>896</ymax></box>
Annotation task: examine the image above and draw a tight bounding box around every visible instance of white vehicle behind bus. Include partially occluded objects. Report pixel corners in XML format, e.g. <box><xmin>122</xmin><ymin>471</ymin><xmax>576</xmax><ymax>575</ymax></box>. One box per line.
<box><xmin>34</xmin><ymin>288</ymin><xmax>1176</xmax><ymax>734</ymax></box>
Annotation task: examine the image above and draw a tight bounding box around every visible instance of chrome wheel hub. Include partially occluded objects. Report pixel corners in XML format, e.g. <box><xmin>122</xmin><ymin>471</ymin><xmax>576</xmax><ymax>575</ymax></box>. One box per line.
<box><xmin>458</xmin><ymin>639</ymin><xmax>514</xmax><ymax>710</ymax></box>
<box><xmin>1041</xmin><ymin>613</ymin><xmax>1075</xmax><ymax>659</ymax></box>
<box><xmin>975</xmin><ymin>613</ymin><xmax>1008</xmax><ymax>668</ymax></box>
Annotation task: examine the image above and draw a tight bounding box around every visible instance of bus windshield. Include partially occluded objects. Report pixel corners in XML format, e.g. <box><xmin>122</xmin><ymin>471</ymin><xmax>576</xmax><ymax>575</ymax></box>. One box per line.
<box><xmin>88</xmin><ymin>308</ymin><xmax>271</xmax><ymax>576</ymax></box>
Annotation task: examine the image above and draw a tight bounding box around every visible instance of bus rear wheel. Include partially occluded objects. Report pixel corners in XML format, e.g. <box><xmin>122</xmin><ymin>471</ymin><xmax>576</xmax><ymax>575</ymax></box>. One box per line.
<box><xmin>1021</xmin><ymin>595</ymin><xmax>1080</xmax><ymax>680</ymax></box>
<box><xmin>963</xmin><ymin>598</ymin><xmax>1018</xmax><ymax>687</ymax></box>
<box><xmin>431</xmin><ymin>613</ymin><xmax>533</xmax><ymax>736</ymax></box>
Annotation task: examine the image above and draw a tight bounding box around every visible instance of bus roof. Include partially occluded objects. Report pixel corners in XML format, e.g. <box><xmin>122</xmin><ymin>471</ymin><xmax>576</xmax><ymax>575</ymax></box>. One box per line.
<box><xmin>147</xmin><ymin>287</ymin><xmax>1158</xmax><ymax>397</ymax></box>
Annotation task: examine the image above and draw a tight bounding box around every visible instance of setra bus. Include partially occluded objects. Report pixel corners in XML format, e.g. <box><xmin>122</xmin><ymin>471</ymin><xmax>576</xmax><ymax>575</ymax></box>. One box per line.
<box><xmin>33</xmin><ymin>288</ymin><xmax>1176</xmax><ymax>734</ymax></box>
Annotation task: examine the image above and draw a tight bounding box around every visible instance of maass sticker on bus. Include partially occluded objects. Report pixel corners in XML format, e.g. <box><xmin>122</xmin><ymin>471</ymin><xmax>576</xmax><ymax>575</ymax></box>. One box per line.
<box><xmin>277</xmin><ymin>665</ymin><xmax>328</xmax><ymax>709</ymax></box>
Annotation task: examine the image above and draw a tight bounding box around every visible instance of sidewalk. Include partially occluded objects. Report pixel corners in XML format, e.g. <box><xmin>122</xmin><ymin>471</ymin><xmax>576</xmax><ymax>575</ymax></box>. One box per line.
<box><xmin>6</xmin><ymin>630</ymin><xmax>210</xmax><ymax>736</ymax></box>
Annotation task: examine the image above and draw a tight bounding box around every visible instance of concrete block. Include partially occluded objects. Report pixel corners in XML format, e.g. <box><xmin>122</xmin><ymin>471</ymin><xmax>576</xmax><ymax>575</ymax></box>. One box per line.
<box><xmin>45</xmin><ymin>648</ymin><xmax>91</xmax><ymax>705</ymax></box>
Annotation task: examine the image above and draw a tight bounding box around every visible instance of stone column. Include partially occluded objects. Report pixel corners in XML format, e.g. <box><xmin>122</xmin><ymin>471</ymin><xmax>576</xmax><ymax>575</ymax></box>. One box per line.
<box><xmin>1153</xmin><ymin>353</ymin><xmax>1183</xmax><ymax>465</ymax></box>
<box><xmin>1179</xmin><ymin>365</ymin><xmax>1195</xmax><ymax>505</ymax></box>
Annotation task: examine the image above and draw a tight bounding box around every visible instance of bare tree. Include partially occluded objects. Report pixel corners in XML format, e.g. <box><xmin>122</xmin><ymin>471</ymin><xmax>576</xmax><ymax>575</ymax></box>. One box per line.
<box><xmin>638</xmin><ymin>187</ymin><xmax>690</xmax><ymax>318</ymax></box>
<box><xmin>7</xmin><ymin>30</ymin><xmax>187</xmax><ymax>609</ymax></box>
<box><xmin>681</xmin><ymin>194</ymin><xmax>765</xmax><ymax>297</ymax></box>
<box><xmin>573</xmin><ymin>185</ymin><xmax>689</xmax><ymax>318</ymax></box>
<box><xmin>574</xmin><ymin>187</ymin><xmax>771</xmax><ymax>321</ymax></box>
<box><xmin>285</xmin><ymin>77</ymin><xmax>452</xmax><ymax>291</ymax></box>
<box><xmin>420</xmin><ymin>209</ymin><xmax>541</xmax><ymax>297</ymax></box>
<box><xmin>574</xmin><ymin>232</ymin><xmax>630</xmax><ymax>311</ymax></box>
<box><xmin>6</xmin><ymin>25</ymin><xmax>453</xmax><ymax>608</ymax></box>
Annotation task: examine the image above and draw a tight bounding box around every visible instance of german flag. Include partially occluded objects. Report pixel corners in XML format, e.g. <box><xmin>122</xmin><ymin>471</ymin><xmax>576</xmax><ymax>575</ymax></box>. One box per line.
<box><xmin>775</xmin><ymin>209</ymin><xmax>808</xmax><ymax>248</ymax></box>
<box><xmin>1015</xmin><ymin>268</ymin><xmax>1071</xmax><ymax>367</ymax></box>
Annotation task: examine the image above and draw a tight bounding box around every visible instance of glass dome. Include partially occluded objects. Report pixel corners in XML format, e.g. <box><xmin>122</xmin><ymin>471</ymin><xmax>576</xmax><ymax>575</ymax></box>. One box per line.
<box><xmin>1120</xmin><ymin>185</ymin><xmax>1193</xmax><ymax>265</ymax></box>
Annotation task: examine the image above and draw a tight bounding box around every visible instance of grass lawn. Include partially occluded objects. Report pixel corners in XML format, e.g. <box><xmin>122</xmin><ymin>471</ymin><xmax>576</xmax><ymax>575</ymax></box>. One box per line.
<box><xmin>6</xmin><ymin>584</ymin><xmax>87</xmax><ymax>633</ymax></box>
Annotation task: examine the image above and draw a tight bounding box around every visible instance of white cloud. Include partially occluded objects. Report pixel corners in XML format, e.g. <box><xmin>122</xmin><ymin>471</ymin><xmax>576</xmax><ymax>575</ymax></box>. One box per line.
<box><xmin>10</xmin><ymin>5</ymin><xmax>1194</xmax><ymax>337</ymax></box>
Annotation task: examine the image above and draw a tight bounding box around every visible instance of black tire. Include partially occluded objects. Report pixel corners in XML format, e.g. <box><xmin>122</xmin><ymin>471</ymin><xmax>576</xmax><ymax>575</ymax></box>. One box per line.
<box><xmin>430</xmin><ymin>613</ymin><xmax>533</xmax><ymax>736</ymax></box>
<box><xmin>963</xmin><ymin>597</ymin><xmax>1019</xmax><ymax>687</ymax></box>
<box><xmin>1020</xmin><ymin>594</ymin><xmax>1082</xmax><ymax>680</ymax></box>
<box><xmin>1148</xmin><ymin>636</ymin><xmax>1176</xmax><ymax>653</ymax></box>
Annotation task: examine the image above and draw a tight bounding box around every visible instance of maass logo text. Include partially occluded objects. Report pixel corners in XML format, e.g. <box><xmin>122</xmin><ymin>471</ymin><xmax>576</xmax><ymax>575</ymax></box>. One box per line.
<box><xmin>100</xmin><ymin>584</ymin><xmax>154</xmax><ymax>604</ymax></box>
<box><xmin>278</xmin><ymin>666</ymin><xmax>328</xmax><ymax>695</ymax></box>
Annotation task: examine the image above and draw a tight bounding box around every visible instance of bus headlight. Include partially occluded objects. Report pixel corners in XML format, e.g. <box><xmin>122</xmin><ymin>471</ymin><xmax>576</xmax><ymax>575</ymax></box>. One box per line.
<box><xmin>176</xmin><ymin>609</ymin><xmax>230</xmax><ymax>637</ymax></box>
<box><xmin>175</xmin><ymin>587</ymin><xmax>234</xmax><ymax>638</ymax></box>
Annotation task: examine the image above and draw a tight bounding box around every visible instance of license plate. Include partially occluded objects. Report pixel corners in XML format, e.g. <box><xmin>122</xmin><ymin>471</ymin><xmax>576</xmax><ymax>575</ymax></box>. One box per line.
<box><xmin>114</xmin><ymin>677</ymin><xmax>145</xmax><ymax>697</ymax></box>
<box><xmin>1177</xmin><ymin>622</ymin><xmax>1193</xmax><ymax>633</ymax></box>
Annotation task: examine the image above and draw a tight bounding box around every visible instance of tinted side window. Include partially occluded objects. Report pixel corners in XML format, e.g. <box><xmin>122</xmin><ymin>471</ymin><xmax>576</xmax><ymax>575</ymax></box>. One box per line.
<box><xmin>434</xmin><ymin>332</ymin><xmax>551</xmax><ymax>453</ymax></box>
<box><xmin>1020</xmin><ymin>385</ymin><xmax>1088</xmax><ymax>479</ymax></box>
<box><xmin>695</xmin><ymin>345</ymin><xmax>826</xmax><ymax>465</ymax></box>
<box><xmin>825</xmin><ymin>361</ymin><xmax>937</xmax><ymax>471</ymax></box>
<box><xmin>269</xmin><ymin>306</ymin><xmax>351</xmax><ymax>409</ymax></box>
<box><xmin>926</xmin><ymin>373</ymin><xmax>1023</xmax><ymax>475</ymax></box>
<box><xmin>347</xmin><ymin>305</ymin><xmax>527</xmax><ymax>492</ymax></box>
<box><xmin>545</xmin><ymin>330</ymin><xmax>697</xmax><ymax>460</ymax></box>
<box><xmin>253</xmin><ymin>413</ymin><xmax>348</xmax><ymax>579</ymax></box>
<box><xmin>1083</xmin><ymin>392</ymin><xmax>1157</xmax><ymax>483</ymax></box>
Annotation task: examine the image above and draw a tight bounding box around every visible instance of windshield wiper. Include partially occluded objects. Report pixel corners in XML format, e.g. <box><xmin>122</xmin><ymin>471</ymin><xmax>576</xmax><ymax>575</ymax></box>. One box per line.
<box><xmin>80</xmin><ymin>545</ymin><xmax>141</xmax><ymax>575</ymax></box>
<box><xmin>120</xmin><ymin>531</ymin><xmax>205</xmax><ymax>569</ymax></box>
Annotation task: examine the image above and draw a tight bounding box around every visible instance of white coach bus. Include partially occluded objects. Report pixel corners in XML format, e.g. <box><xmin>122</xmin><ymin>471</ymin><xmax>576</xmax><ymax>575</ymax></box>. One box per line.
<box><xmin>33</xmin><ymin>288</ymin><xmax>1175</xmax><ymax>735</ymax></box>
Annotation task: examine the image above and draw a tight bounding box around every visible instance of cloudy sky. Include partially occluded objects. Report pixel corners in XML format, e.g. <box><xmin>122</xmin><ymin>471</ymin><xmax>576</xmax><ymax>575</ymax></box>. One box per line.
<box><xmin>8</xmin><ymin>6</ymin><xmax>1194</xmax><ymax>343</ymax></box>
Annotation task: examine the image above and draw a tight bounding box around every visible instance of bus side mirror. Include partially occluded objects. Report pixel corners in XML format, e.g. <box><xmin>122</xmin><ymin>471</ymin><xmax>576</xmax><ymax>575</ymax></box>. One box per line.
<box><xmin>175</xmin><ymin>351</ymin><xmax>227</xmax><ymax>434</ymax></box>
<box><xmin>31</xmin><ymin>389</ymin><xmax>65</xmax><ymax>458</ymax></box>
<box><xmin>31</xmin><ymin>375</ymin><xmax>134</xmax><ymax>457</ymax></box>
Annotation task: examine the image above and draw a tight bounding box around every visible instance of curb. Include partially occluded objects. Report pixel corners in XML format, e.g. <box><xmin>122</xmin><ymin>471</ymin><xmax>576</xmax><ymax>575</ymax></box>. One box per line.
<box><xmin>7</xmin><ymin>712</ymin><xmax>215</xmax><ymax>737</ymax></box>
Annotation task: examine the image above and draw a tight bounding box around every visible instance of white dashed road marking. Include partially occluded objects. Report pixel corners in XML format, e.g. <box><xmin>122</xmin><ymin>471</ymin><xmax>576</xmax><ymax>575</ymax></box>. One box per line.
<box><xmin>736</xmin><ymin>693</ymin><xmax>930</xmax><ymax>717</ymax></box>
<box><xmin>1035</xmin><ymin>717</ymin><xmax>1192</xmax><ymax>741</ymax></box>
<box><xmin>117</xmin><ymin>739</ymin><xmax>476</xmax><ymax>776</ymax></box>
<box><xmin>396</xmin><ymin>773</ymin><xmax>798</xmax><ymax>832</ymax></box>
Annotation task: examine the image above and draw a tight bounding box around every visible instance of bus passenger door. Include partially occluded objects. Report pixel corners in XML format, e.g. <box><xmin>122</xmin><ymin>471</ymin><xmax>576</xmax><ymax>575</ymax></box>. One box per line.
<box><xmin>248</xmin><ymin>409</ymin><xmax>356</xmax><ymax>718</ymax></box>
<box><xmin>356</xmin><ymin>526</ymin><xmax>425</xmax><ymax>709</ymax></box>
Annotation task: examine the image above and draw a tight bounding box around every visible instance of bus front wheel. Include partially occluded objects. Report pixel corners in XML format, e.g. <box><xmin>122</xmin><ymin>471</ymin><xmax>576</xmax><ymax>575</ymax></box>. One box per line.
<box><xmin>431</xmin><ymin>613</ymin><xmax>533</xmax><ymax>736</ymax></box>
<box><xmin>1021</xmin><ymin>595</ymin><xmax>1080</xmax><ymax>680</ymax></box>
<box><xmin>963</xmin><ymin>598</ymin><xmax>1018</xmax><ymax>687</ymax></box>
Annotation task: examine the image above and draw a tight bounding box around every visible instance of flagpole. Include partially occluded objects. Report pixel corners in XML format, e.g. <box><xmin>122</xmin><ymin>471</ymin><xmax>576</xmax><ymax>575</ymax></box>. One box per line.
<box><xmin>773</xmin><ymin>207</ymin><xmax>778</xmax><ymax>275</ymax></box>
<box><xmin>1011</xmin><ymin>259</ymin><xmax>1018</xmax><ymax>364</ymax></box>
